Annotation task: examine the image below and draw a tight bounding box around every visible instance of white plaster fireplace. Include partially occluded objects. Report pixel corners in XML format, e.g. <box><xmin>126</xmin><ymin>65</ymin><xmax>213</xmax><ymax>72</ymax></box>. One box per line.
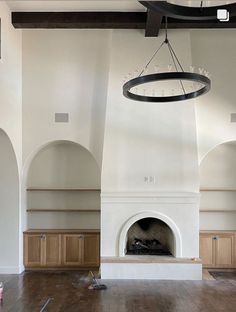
<box><xmin>100</xmin><ymin>30</ymin><xmax>202</xmax><ymax>280</ymax></box>
<box><xmin>101</xmin><ymin>192</ymin><xmax>202</xmax><ymax>280</ymax></box>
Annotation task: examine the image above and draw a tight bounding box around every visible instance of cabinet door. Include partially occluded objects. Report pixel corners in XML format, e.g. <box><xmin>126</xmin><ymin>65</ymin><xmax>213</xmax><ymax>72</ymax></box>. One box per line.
<box><xmin>62</xmin><ymin>234</ymin><xmax>83</xmax><ymax>266</ymax></box>
<box><xmin>215</xmin><ymin>234</ymin><xmax>234</xmax><ymax>267</ymax></box>
<box><xmin>82</xmin><ymin>234</ymin><xmax>100</xmax><ymax>266</ymax></box>
<box><xmin>44</xmin><ymin>234</ymin><xmax>61</xmax><ymax>267</ymax></box>
<box><xmin>199</xmin><ymin>235</ymin><xmax>215</xmax><ymax>268</ymax></box>
<box><xmin>24</xmin><ymin>234</ymin><xmax>43</xmax><ymax>267</ymax></box>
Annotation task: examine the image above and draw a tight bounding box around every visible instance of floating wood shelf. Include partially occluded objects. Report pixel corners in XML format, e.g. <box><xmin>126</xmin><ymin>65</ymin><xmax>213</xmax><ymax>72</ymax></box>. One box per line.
<box><xmin>200</xmin><ymin>188</ymin><xmax>236</xmax><ymax>192</ymax></box>
<box><xmin>27</xmin><ymin>209</ymin><xmax>100</xmax><ymax>212</ymax></box>
<box><xmin>200</xmin><ymin>210</ymin><xmax>236</xmax><ymax>212</ymax></box>
<box><xmin>27</xmin><ymin>188</ymin><xmax>101</xmax><ymax>191</ymax></box>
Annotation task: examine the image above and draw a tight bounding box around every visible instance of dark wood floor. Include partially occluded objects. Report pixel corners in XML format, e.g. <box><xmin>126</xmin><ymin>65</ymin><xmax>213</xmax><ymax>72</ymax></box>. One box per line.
<box><xmin>0</xmin><ymin>271</ymin><xmax>236</xmax><ymax>312</ymax></box>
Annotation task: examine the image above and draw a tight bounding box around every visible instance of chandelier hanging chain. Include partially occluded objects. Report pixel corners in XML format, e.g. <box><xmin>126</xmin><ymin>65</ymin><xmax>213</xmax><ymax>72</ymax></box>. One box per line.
<box><xmin>138</xmin><ymin>41</ymin><xmax>165</xmax><ymax>77</ymax></box>
<box><xmin>164</xmin><ymin>16</ymin><xmax>186</xmax><ymax>95</ymax></box>
<box><xmin>167</xmin><ymin>41</ymin><xmax>186</xmax><ymax>95</ymax></box>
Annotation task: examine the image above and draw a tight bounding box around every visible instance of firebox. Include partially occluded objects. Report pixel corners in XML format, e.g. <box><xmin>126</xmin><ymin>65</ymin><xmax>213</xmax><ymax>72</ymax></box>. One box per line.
<box><xmin>126</xmin><ymin>217</ymin><xmax>174</xmax><ymax>256</ymax></box>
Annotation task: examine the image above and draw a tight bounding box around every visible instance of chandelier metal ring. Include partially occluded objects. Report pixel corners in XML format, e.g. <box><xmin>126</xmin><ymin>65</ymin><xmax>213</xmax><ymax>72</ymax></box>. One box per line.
<box><xmin>140</xmin><ymin>1</ymin><xmax>236</xmax><ymax>20</ymax></box>
<box><xmin>123</xmin><ymin>72</ymin><xmax>211</xmax><ymax>103</ymax></box>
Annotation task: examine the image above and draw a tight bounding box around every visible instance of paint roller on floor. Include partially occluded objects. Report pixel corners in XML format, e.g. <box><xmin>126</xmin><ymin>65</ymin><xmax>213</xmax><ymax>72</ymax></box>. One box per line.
<box><xmin>88</xmin><ymin>271</ymin><xmax>107</xmax><ymax>290</ymax></box>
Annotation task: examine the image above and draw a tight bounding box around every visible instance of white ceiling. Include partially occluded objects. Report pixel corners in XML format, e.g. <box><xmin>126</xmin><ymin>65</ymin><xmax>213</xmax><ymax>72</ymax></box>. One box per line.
<box><xmin>6</xmin><ymin>0</ymin><xmax>235</xmax><ymax>12</ymax></box>
<box><xmin>6</xmin><ymin>1</ymin><xmax>145</xmax><ymax>12</ymax></box>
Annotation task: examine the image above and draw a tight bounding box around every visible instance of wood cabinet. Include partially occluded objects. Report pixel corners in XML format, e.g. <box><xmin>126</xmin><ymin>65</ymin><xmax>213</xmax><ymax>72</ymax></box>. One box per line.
<box><xmin>200</xmin><ymin>231</ymin><xmax>236</xmax><ymax>268</ymax></box>
<box><xmin>62</xmin><ymin>234</ymin><xmax>100</xmax><ymax>267</ymax></box>
<box><xmin>199</xmin><ymin>234</ymin><xmax>215</xmax><ymax>268</ymax></box>
<box><xmin>82</xmin><ymin>234</ymin><xmax>100</xmax><ymax>266</ymax></box>
<box><xmin>24</xmin><ymin>234</ymin><xmax>43</xmax><ymax>267</ymax></box>
<box><xmin>62</xmin><ymin>234</ymin><xmax>83</xmax><ymax>266</ymax></box>
<box><xmin>44</xmin><ymin>234</ymin><xmax>62</xmax><ymax>266</ymax></box>
<box><xmin>24</xmin><ymin>233</ymin><xmax>62</xmax><ymax>268</ymax></box>
<box><xmin>24</xmin><ymin>230</ymin><xmax>100</xmax><ymax>269</ymax></box>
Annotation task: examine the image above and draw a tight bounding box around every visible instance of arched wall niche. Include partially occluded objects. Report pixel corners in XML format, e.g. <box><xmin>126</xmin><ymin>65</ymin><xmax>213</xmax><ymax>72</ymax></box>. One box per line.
<box><xmin>119</xmin><ymin>211</ymin><xmax>182</xmax><ymax>257</ymax></box>
<box><xmin>200</xmin><ymin>139</ymin><xmax>236</xmax><ymax>165</ymax></box>
<box><xmin>200</xmin><ymin>140</ymin><xmax>236</xmax><ymax>188</ymax></box>
<box><xmin>0</xmin><ymin>128</ymin><xmax>20</xmax><ymax>272</ymax></box>
<box><xmin>200</xmin><ymin>140</ymin><xmax>236</xmax><ymax>230</ymax></box>
<box><xmin>23</xmin><ymin>140</ymin><xmax>101</xmax><ymax>230</ymax></box>
<box><xmin>27</xmin><ymin>140</ymin><xmax>100</xmax><ymax>188</ymax></box>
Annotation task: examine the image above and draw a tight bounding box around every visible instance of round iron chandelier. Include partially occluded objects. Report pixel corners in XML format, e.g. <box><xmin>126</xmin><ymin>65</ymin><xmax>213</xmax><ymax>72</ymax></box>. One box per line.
<box><xmin>122</xmin><ymin>18</ymin><xmax>211</xmax><ymax>103</ymax></box>
<box><xmin>140</xmin><ymin>1</ymin><xmax>236</xmax><ymax>20</ymax></box>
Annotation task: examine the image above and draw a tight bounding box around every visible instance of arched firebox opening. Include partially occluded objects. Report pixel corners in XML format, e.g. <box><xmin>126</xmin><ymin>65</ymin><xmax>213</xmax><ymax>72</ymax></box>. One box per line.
<box><xmin>126</xmin><ymin>217</ymin><xmax>175</xmax><ymax>256</ymax></box>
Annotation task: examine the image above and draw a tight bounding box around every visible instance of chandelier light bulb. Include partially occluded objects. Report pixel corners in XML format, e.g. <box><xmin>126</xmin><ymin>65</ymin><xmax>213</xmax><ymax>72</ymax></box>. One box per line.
<box><xmin>168</xmin><ymin>64</ymin><xmax>173</xmax><ymax>72</ymax></box>
<box><xmin>154</xmin><ymin>65</ymin><xmax>159</xmax><ymax>72</ymax></box>
<box><xmin>198</xmin><ymin>68</ymin><xmax>204</xmax><ymax>75</ymax></box>
<box><xmin>189</xmin><ymin>66</ymin><xmax>194</xmax><ymax>73</ymax></box>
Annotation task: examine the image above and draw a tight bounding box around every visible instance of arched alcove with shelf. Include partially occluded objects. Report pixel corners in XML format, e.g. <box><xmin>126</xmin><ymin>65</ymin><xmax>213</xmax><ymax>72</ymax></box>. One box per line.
<box><xmin>26</xmin><ymin>140</ymin><xmax>101</xmax><ymax>230</ymax></box>
<box><xmin>200</xmin><ymin>140</ymin><xmax>236</xmax><ymax>230</ymax></box>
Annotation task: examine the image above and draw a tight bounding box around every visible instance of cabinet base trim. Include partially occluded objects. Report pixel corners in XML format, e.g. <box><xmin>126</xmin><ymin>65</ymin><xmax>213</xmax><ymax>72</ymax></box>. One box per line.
<box><xmin>24</xmin><ymin>267</ymin><xmax>99</xmax><ymax>271</ymax></box>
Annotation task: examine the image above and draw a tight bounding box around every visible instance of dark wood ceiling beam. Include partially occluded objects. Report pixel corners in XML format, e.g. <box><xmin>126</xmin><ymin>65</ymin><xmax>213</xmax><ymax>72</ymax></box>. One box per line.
<box><xmin>145</xmin><ymin>9</ymin><xmax>163</xmax><ymax>37</ymax></box>
<box><xmin>12</xmin><ymin>11</ymin><xmax>236</xmax><ymax>32</ymax></box>
<box><xmin>12</xmin><ymin>12</ymin><xmax>146</xmax><ymax>29</ymax></box>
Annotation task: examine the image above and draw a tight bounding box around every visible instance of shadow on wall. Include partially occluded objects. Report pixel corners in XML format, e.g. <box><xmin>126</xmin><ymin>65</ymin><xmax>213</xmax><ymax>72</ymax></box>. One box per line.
<box><xmin>0</xmin><ymin>129</ymin><xmax>19</xmax><ymax>272</ymax></box>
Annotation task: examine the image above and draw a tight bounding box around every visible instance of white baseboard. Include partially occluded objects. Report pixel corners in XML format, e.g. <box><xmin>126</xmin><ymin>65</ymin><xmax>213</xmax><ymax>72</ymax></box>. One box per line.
<box><xmin>0</xmin><ymin>266</ymin><xmax>22</xmax><ymax>274</ymax></box>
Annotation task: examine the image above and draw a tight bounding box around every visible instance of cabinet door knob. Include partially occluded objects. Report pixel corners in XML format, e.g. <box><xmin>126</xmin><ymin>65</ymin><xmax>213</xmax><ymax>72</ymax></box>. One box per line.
<box><xmin>213</xmin><ymin>236</ymin><xmax>219</xmax><ymax>240</ymax></box>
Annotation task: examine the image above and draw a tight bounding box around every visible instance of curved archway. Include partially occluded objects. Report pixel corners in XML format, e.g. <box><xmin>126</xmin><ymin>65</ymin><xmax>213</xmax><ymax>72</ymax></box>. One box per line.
<box><xmin>23</xmin><ymin>140</ymin><xmax>101</xmax><ymax>230</ymax></box>
<box><xmin>118</xmin><ymin>211</ymin><xmax>182</xmax><ymax>257</ymax></box>
<box><xmin>23</xmin><ymin>140</ymin><xmax>100</xmax><ymax>183</ymax></box>
<box><xmin>199</xmin><ymin>140</ymin><xmax>236</xmax><ymax>231</ymax></box>
<box><xmin>27</xmin><ymin>140</ymin><xmax>100</xmax><ymax>188</ymax></box>
<box><xmin>200</xmin><ymin>139</ymin><xmax>236</xmax><ymax>165</ymax></box>
<box><xmin>200</xmin><ymin>140</ymin><xmax>236</xmax><ymax>187</ymax></box>
<box><xmin>0</xmin><ymin>129</ymin><xmax>19</xmax><ymax>273</ymax></box>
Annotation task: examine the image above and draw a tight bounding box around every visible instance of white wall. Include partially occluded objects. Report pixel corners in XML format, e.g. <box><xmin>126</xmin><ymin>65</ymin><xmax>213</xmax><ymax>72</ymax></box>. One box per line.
<box><xmin>200</xmin><ymin>141</ymin><xmax>236</xmax><ymax>230</ymax></box>
<box><xmin>0</xmin><ymin>1</ymin><xmax>22</xmax><ymax>166</ymax></box>
<box><xmin>102</xmin><ymin>30</ymin><xmax>199</xmax><ymax>193</ymax></box>
<box><xmin>191</xmin><ymin>30</ymin><xmax>236</xmax><ymax>162</ymax></box>
<box><xmin>0</xmin><ymin>1</ymin><xmax>22</xmax><ymax>273</ymax></box>
<box><xmin>22</xmin><ymin>29</ymin><xmax>110</xmax><ymax>166</ymax></box>
<box><xmin>27</xmin><ymin>141</ymin><xmax>100</xmax><ymax>229</ymax></box>
<box><xmin>0</xmin><ymin>130</ymin><xmax>19</xmax><ymax>273</ymax></box>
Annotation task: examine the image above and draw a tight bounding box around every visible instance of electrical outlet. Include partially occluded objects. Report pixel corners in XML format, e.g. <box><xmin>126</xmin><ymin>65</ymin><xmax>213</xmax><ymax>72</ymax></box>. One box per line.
<box><xmin>149</xmin><ymin>176</ymin><xmax>156</xmax><ymax>184</ymax></box>
<box><xmin>144</xmin><ymin>176</ymin><xmax>156</xmax><ymax>184</ymax></box>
